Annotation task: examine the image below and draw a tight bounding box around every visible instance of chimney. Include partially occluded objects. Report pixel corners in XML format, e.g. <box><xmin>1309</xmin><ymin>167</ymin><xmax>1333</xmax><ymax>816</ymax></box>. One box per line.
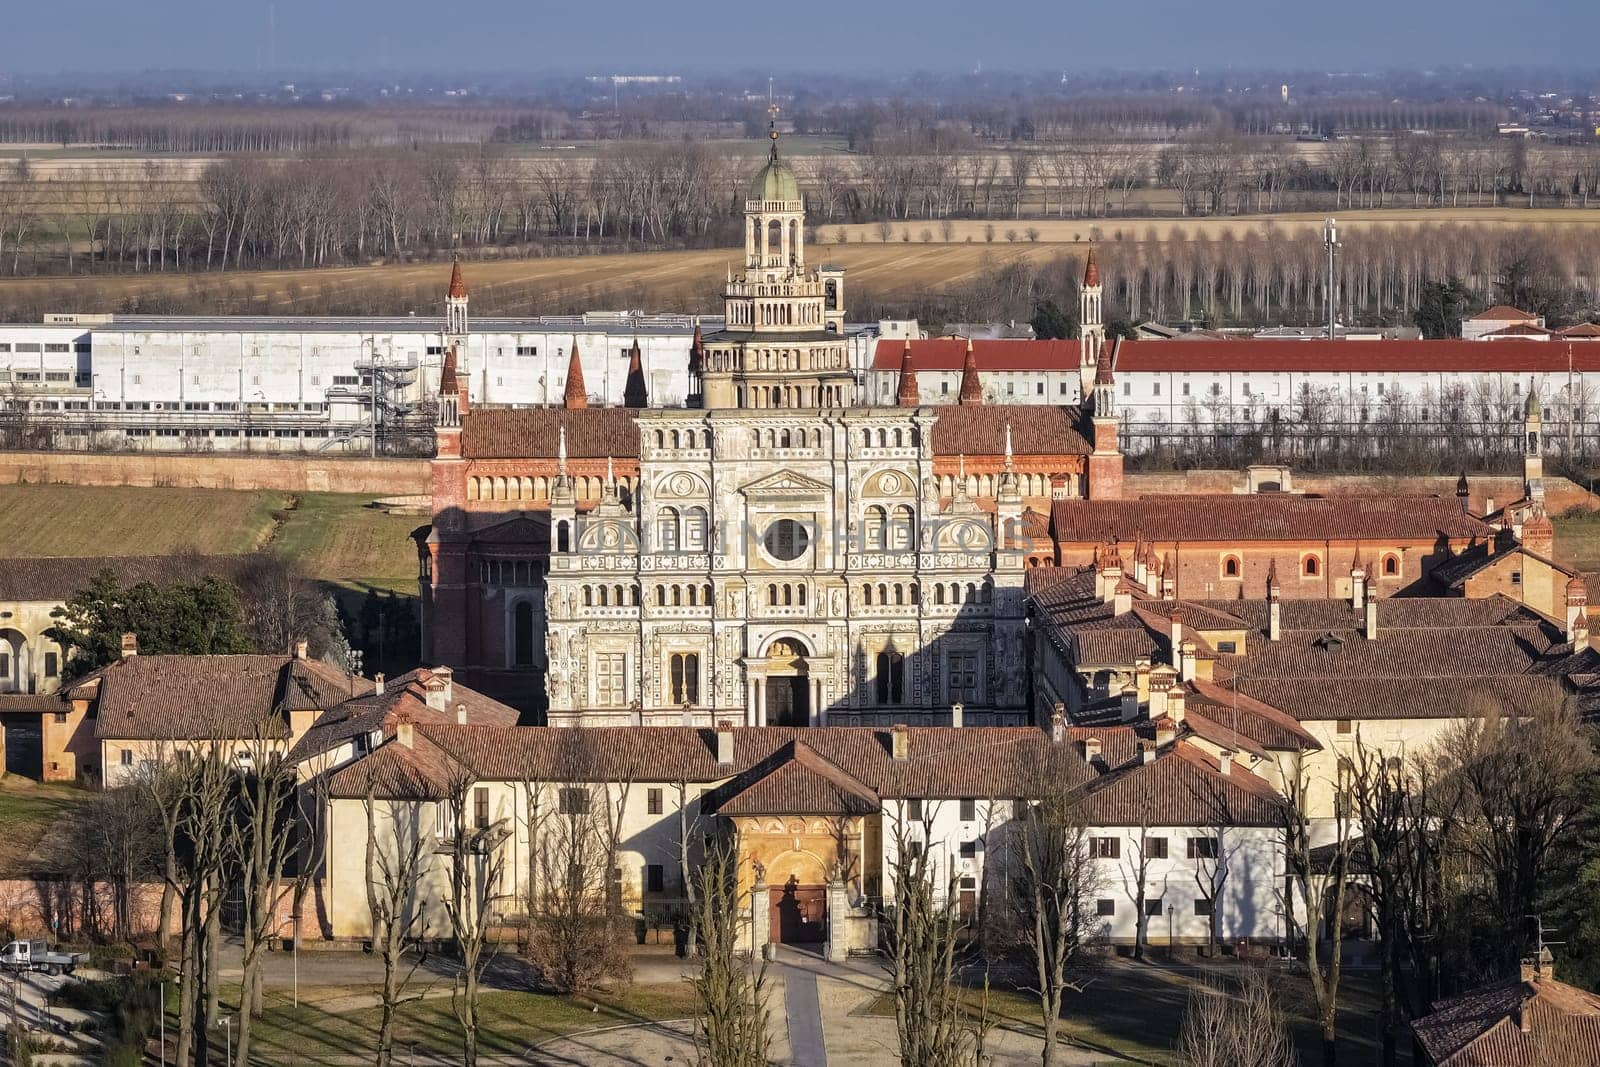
<box><xmin>891</xmin><ymin>723</ymin><xmax>909</xmax><ymax>761</ymax></box>
<box><xmin>1266</xmin><ymin>560</ymin><xmax>1282</xmax><ymax>642</ymax></box>
<box><xmin>1485</xmin><ymin>495</ymin><xmax>1495</xmax><ymax>516</ymax></box>
<box><xmin>1567</xmin><ymin>577</ymin><xmax>1589</xmax><ymax>643</ymax></box>
<box><xmin>430</xmin><ymin>666</ymin><xmax>454</xmax><ymax>707</ymax></box>
<box><xmin>396</xmin><ymin>719</ymin><xmax>414</xmax><ymax>748</ymax></box>
<box><xmin>1112</xmin><ymin>590</ymin><xmax>1132</xmax><ymax>616</ymax></box>
<box><xmin>1155</xmin><ymin>721</ymin><xmax>1176</xmax><ymax>749</ymax></box>
<box><xmin>1169</xmin><ymin>610</ymin><xmax>1184</xmax><ymax>664</ymax></box>
<box><xmin>374</xmin><ymin>672</ymin><xmax>385</xmax><ymax>696</ymax></box>
<box><xmin>1120</xmin><ymin>685</ymin><xmax>1139</xmax><ymax>722</ymax></box>
<box><xmin>1168</xmin><ymin>687</ymin><xmax>1186</xmax><ymax>724</ymax></box>
<box><xmin>715</xmin><ymin>721</ymin><xmax>734</xmax><ymax>767</ymax></box>
<box><xmin>950</xmin><ymin>702</ymin><xmax>964</xmax><ymax>729</ymax></box>
<box><xmin>1365</xmin><ymin>597</ymin><xmax>1378</xmax><ymax>641</ymax></box>
<box><xmin>1219</xmin><ymin>749</ymin><xmax>1233</xmax><ymax>776</ymax></box>
<box><xmin>1351</xmin><ymin>561</ymin><xmax>1366</xmax><ymax>612</ymax></box>
<box><xmin>1050</xmin><ymin>704</ymin><xmax>1067</xmax><ymax>744</ymax></box>
<box><xmin>120</xmin><ymin>632</ymin><xmax>138</xmax><ymax>658</ymax></box>
<box><xmin>1457</xmin><ymin>472</ymin><xmax>1470</xmax><ymax>513</ymax></box>
<box><xmin>455</xmin><ymin>702</ymin><xmax>467</xmax><ymax>726</ymax></box>
<box><xmin>1082</xmin><ymin>736</ymin><xmax>1102</xmax><ymax>765</ymax></box>
<box><xmin>1178</xmin><ymin>640</ymin><xmax>1197</xmax><ymax>682</ymax></box>
<box><xmin>293</xmin><ymin>639</ymin><xmax>308</xmax><ymax>660</ymax></box>
<box><xmin>1140</xmin><ymin>742</ymin><xmax>1155</xmax><ymax>764</ymax></box>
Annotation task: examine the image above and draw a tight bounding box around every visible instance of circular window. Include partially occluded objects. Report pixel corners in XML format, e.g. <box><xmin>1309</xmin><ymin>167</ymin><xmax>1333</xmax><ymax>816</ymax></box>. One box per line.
<box><xmin>763</xmin><ymin>519</ymin><xmax>810</xmax><ymax>561</ymax></box>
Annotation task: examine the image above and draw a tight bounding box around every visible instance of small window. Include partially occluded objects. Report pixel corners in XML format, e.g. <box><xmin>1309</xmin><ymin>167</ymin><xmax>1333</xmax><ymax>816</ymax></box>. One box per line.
<box><xmin>1091</xmin><ymin>837</ymin><xmax>1121</xmax><ymax>859</ymax></box>
<box><xmin>1096</xmin><ymin>899</ymin><xmax>1116</xmax><ymax>916</ymax></box>
<box><xmin>1222</xmin><ymin>556</ymin><xmax>1241</xmax><ymax>578</ymax></box>
<box><xmin>1187</xmin><ymin>837</ymin><xmax>1218</xmax><ymax>860</ymax></box>
<box><xmin>53</xmin><ymin>711</ymin><xmax>68</xmax><ymax>724</ymax></box>
<box><xmin>644</xmin><ymin>864</ymin><xmax>664</xmax><ymax>893</ymax></box>
<box><xmin>647</xmin><ymin>788</ymin><xmax>663</xmax><ymax>815</ymax></box>
<box><xmin>44</xmin><ymin>652</ymin><xmax>58</xmax><ymax>678</ymax></box>
<box><xmin>120</xmin><ymin>749</ymin><xmax>133</xmax><ymax>766</ymax></box>
<box><xmin>1144</xmin><ymin>898</ymin><xmax>1164</xmax><ymax>916</ymax></box>
<box><xmin>1382</xmin><ymin>555</ymin><xmax>1399</xmax><ymax>576</ymax></box>
<box><xmin>558</xmin><ymin>787</ymin><xmax>590</xmax><ymax>814</ymax></box>
<box><xmin>959</xmin><ymin>840</ymin><xmax>977</xmax><ymax>859</ymax></box>
<box><xmin>959</xmin><ymin>798</ymin><xmax>976</xmax><ymax>822</ymax></box>
<box><xmin>1145</xmin><ymin>836</ymin><xmax>1169</xmax><ymax>859</ymax></box>
<box><xmin>1217</xmin><ymin>641</ymin><xmax>1237</xmax><ymax>654</ymax></box>
<box><xmin>906</xmin><ymin>798</ymin><xmax>924</xmax><ymax>822</ymax></box>
<box><xmin>1336</xmin><ymin>718</ymin><xmax>1352</xmax><ymax>735</ymax></box>
<box><xmin>1194</xmin><ymin>898</ymin><xmax>1214</xmax><ymax>917</ymax></box>
<box><xmin>1510</xmin><ymin>571</ymin><xmax>1522</xmax><ymax>586</ymax></box>
<box><xmin>474</xmin><ymin>786</ymin><xmax>490</xmax><ymax>829</ymax></box>
<box><xmin>1303</xmin><ymin>556</ymin><xmax>1320</xmax><ymax>577</ymax></box>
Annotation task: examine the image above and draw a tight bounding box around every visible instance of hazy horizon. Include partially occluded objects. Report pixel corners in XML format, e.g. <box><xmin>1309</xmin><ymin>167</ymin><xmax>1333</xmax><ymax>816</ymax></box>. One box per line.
<box><xmin>3</xmin><ymin>0</ymin><xmax>1599</xmax><ymax>78</ymax></box>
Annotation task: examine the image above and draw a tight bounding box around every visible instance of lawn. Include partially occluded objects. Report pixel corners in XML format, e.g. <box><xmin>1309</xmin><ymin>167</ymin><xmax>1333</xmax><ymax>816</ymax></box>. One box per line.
<box><xmin>0</xmin><ymin>484</ymin><xmax>420</xmax><ymax>594</ymax></box>
<box><xmin>1554</xmin><ymin>511</ymin><xmax>1600</xmax><ymax>573</ymax></box>
<box><xmin>867</xmin><ymin>959</ymin><xmax>1400</xmax><ymax>1066</ymax></box>
<box><xmin>0</xmin><ymin>776</ymin><xmax>92</xmax><ymax>874</ymax></box>
<box><xmin>215</xmin><ymin>983</ymin><xmax>698</xmax><ymax>1064</ymax></box>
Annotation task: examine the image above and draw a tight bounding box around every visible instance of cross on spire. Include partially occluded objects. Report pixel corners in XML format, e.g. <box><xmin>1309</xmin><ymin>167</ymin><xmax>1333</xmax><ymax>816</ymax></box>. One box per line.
<box><xmin>767</xmin><ymin>102</ymin><xmax>781</xmax><ymax>161</ymax></box>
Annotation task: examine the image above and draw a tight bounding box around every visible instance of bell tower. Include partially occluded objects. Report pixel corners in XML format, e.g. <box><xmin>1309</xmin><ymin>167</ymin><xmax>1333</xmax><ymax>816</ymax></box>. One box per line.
<box><xmin>1078</xmin><ymin>247</ymin><xmax>1103</xmax><ymax>400</ymax></box>
<box><xmin>699</xmin><ymin>108</ymin><xmax>854</xmax><ymax>410</ymax></box>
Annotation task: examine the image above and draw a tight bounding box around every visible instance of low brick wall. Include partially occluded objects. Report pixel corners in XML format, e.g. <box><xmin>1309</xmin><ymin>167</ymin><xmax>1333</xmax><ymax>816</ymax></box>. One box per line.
<box><xmin>0</xmin><ymin>451</ymin><xmax>430</xmax><ymax>495</ymax></box>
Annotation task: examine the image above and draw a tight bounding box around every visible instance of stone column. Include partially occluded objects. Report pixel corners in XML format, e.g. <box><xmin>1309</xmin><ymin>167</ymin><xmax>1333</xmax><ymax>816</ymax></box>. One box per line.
<box><xmin>825</xmin><ymin>878</ymin><xmax>850</xmax><ymax>961</ymax></box>
<box><xmin>750</xmin><ymin>872</ymin><xmax>770</xmax><ymax>961</ymax></box>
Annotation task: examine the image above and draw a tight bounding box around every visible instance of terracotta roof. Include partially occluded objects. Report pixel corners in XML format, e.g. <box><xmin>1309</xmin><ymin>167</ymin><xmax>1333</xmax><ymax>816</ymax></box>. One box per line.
<box><xmin>930</xmin><ymin>405</ymin><xmax>1090</xmax><ymax>457</ymax></box>
<box><xmin>1469</xmin><ymin>305</ymin><xmax>1538</xmax><ymax>322</ymax></box>
<box><xmin>1112</xmin><ymin>338</ymin><xmax>1596</xmax><ymax>374</ymax></box>
<box><xmin>1076</xmin><ymin>742</ymin><xmax>1282</xmax><ymax>827</ymax></box>
<box><xmin>325</xmin><ymin>732</ymin><xmax>464</xmax><ymax>800</ymax></box>
<box><xmin>0</xmin><ymin>555</ymin><xmax>248</xmax><ymax>603</ymax></box>
<box><xmin>1236</xmin><ymin>676</ymin><xmax>1568</xmax><ymax>722</ymax></box>
<box><xmin>1482</xmin><ymin>323</ymin><xmax>1552</xmax><ymax>338</ymax></box>
<box><xmin>715</xmin><ymin>741</ymin><xmax>881</xmax><ymax>815</ymax></box>
<box><xmin>439</xmin><ymin>345</ymin><xmax>460</xmax><ymax>396</ymax></box>
<box><xmin>563</xmin><ymin>339</ymin><xmax>588</xmax><ymax>409</ymax></box>
<box><xmin>93</xmin><ymin>654</ymin><xmax>365</xmax><ymax>741</ymax></box>
<box><xmin>1559</xmin><ymin>322</ymin><xmax>1600</xmax><ymax>338</ymax></box>
<box><xmin>1428</xmin><ymin>539</ymin><xmax>1579</xmax><ymax>591</ymax></box>
<box><xmin>287</xmin><ymin>667</ymin><xmax>520</xmax><ymax>765</ymax></box>
<box><xmin>0</xmin><ymin>693</ymin><xmax>66</xmax><ymax>714</ymax></box>
<box><xmin>1050</xmin><ymin>494</ymin><xmax>1492</xmax><ymax>544</ymax></box>
<box><xmin>329</xmin><ymin>724</ymin><xmax>1131</xmax><ymax>801</ymax></box>
<box><xmin>461</xmin><ymin>408</ymin><xmax>638</xmax><ymax>460</ymax></box>
<box><xmin>1412</xmin><ymin>974</ymin><xmax>1600</xmax><ymax>1066</ymax></box>
<box><xmin>447</xmin><ymin>259</ymin><xmax>468</xmax><ymax>299</ymax></box>
<box><xmin>871</xmin><ymin>338</ymin><xmax>1078</xmax><ymax>372</ymax></box>
<box><xmin>1083</xmin><ymin>245</ymin><xmax>1100</xmax><ymax>288</ymax></box>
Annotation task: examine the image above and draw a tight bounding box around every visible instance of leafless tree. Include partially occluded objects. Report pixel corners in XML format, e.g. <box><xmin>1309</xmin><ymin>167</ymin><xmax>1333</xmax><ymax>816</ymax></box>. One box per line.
<box><xmin>1014</xmin><ymin>777</ymin><xmax>1099</xmax><ymax>1067</ymax></box>
<box><xmin>1278</xmin><ymin>758</ymin><xmax>1353</xmax><ymax>1067</ymax></box>
<box><xmin>1178</xmin><ymin>963</ymin><xmax>1298</xmax><ymax>1067</ymax></box>
<box><xmin>363</xmin><ymin>789</ymin><xmax>433</xmax><ymax>1067</ymax></box>
<box><xmin>523</xmin><ymin>778</ymin><xmax>632</xmax><ymax>993</ymax></box>
<box><xmin>442</xmin><ymin>772</ymin><xmax>509</xmax><ymax>1067</ymax></box>
<box><xmin>173</xmin><ymin>745</ymin><xmax>235</xmax><ymax>1067</ymax></box>
<box><xmin>690</xmin><ymin>840</ymin><xmax>771</xmax><ymax>1067</ymax></box>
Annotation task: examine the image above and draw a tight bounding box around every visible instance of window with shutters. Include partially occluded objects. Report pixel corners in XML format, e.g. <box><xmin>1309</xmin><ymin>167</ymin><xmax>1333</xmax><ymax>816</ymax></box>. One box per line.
<box><xmin>1187</xmin><ymin>837</ymin><xmax>1219</xmax><ymax>860</ymax></box>
<box><xmin>906</xmin><ymin>798</ymin><xmax>923</xmax><ymax>822</ymax></box>
<box><xmin>644</xmin><ymin>864</ymin><xmax>664</xmax><ymax>893</ymax></box>
<box><xmin>558</xmin><ymin>787</ymin><xmax>591</xmax><ymax>815</ymax></box>
<box><xmin>647</xmin><ymin>788</ymin><xmax>663</xmax><ymax>815</ymax></box>
<box><xmin>1096</xmin><ymin>899</ymin><xmax>1116</xmax><ymax>916</ymax></box>
<box><xmin>946</xmin><ymin>651</ymin><xmax>982</xmax><ymax>704</ymax></box>
<box><xmin>595</xmin><ymin>653</ymin><xmax>627</xmax><ymax>706</ymax></box>
<box><xmin>1145</xmin><ymin>836</ymin><xmax>1168</xmax><ymax>859</ymax></box>
<box><xmin>474</xmin><ymin>787</ymin><xmax>490</xmax><ymax>829</ymax></box>
<box><xmin>1145</xmin><ymin>898</ymin><xmax>1164</xmax><ymax>916</ymax></box>
<box><xmin>874</xmin><ymin>650</ymin><xmax>904</xmax><ymax>704</ymax></box>
<box><xmin>959</xmin><ymin>798</ymin><xmax>976</xmax><ymax>822</ymax></box>
<box><xmin>1091</xmin><ymin>837</ymin><xmax>1121</xmax><ymax>859</ymax></box>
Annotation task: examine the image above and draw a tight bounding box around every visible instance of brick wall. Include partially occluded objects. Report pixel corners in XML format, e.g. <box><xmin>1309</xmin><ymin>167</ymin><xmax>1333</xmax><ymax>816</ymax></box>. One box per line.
<box><xmin>1125</xmin><ymin>471</ymin><xmax>1597</xmax><ymax>514</ymax></box>
<box><xmin>0</xmin><ymin>450</ymin><xmax>429</xmax><ymax>495</ymax></box>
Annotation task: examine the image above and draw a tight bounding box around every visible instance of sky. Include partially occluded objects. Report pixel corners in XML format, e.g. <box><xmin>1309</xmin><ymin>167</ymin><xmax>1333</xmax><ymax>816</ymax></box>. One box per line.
<box><xmin>3</xmin><ymin>0</ymin><xmax>1599</xmax><ymax>76</ymax></box>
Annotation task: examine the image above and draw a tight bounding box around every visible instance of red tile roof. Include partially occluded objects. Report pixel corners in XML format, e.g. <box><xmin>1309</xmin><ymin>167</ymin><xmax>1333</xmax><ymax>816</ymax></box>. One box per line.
<box><xmin>1113</xmin><ymin>338</ymin><xmax>1596</xmax><ymax>373</ymax></box>
<box><xmin>870</xmin><ymin>338</ymin><xmax>1079</xmax><ymax>372</ymax></box>
<box><xmin>1076</xmin><ymin>742</ymin><xmax>1282</xmax><ymax>826</ymax></box>
<box><xmin>1412</xmin><ymin>974</ymin><xmax>1600</xmax><ymax>1066</ymax></box>
<box><xmin>461</xmin><ymin>408</ymin><xmax>638</xmax><ymax>459</ymax></box>
<box><xmin>1469</xmin><ymin>305</ymin><xmax>1538</xmax><ymax>321</ymax></box>
<box><xmin>930</xmin><ymin>404</ymin><xmax>1091</xmax><ymax>457</ymax></box>
<box><xmin>716</xmin><ymin>741</ymin><xmax>881</xmax><ymax>815</ymax></box>
<box><xmin>1050</xmin><ymin>494</ymin><xmax>1492</xmax><ymax>544</ymax></box>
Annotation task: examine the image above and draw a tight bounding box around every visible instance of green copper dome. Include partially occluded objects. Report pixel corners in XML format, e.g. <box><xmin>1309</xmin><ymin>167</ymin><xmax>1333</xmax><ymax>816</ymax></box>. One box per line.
<box><xmin>748</xmin><ymin>141</ymin><xmax>801</xmax><ymax>202</ymax></box>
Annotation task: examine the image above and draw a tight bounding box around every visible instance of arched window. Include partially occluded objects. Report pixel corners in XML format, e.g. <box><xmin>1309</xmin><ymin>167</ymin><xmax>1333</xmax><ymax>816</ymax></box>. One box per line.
<box><xmin>769</xmin><ymin>585</ymin><xmax>779</xmax><ymax>607</ymax></box>
<box><xmin>658</xmin><ymin>506</ymin><xmax>680</xmax><ymax>553</ymax></box>
<box><xmin>670</xmin><ymin>653</ymin><xmax>700</xmax><ymax>705</ymax></box>
<box><xmin>780</xmin><ymin>429</ymin><xmax>792</xmax><ymax>448</ymax></box>
<box><xmin>783</xmin><ymin>585</ymin><xmax>793</xmax><ymax>606</ymax></box>
<box><xmin>865</xmin><ymin>505</ymin><xmax>887</xmax><ymax>550</ymax></box>
<box><xmin>1382</xmin><ymin>554</ymin><xmax>1400</xmax><ymax>576</ymax></box>
<box><xmin>1222</xmin><ymin>556</ymin><xmax>1241</xmax><ymax>578</ymax></box>
<box><xmin>875</xmin><ymin>651</ymin><xmax>905</xmax><ymax>705</ymax></box>
<box><xmin>1303</xmin><ymin>555</ymin><xmax>1320</xmax><ymax>577</ymax></box>
<box><xmin>890</xmin><ymin>505</ymin><xmax>915</xmax><ymax>550</ymax></box>
<box><xmin>934</xmin><ymin>585</ymin><xmax>944</xmax><ymax>605</ymax></box>
<box><xmin>703</xmin><ymin>583</ymin><xmax>713</xmax><ymax>604</ymax></box>
<box><xmin>877</xmin><ymin>583</ymin><xmax>888</xmax><ymax>605</ymax></box>
<box><xmin>597</xmin><ymin>586</ymin><xmax>609</xmax><ymax>607</ymax></box>
<box><xmin>672</xmin><ymin>586</ymin><xmax>683</xmax><ymax>607</ymax></box>
<box><xmin>556</xmin><ymin>520</ymin><xmax>571</xmax><ymax>553</ymax></box>
<box><xmin>583</xmin><ymin>587</ymin><xmax>594</xmax><ymax>607</ymax></box>
<box><xmin>863</xmin><ymin>584</ymin><xmax>874</xmax><ymax>606</ymax></box>
<box><xmin>894</xmin><ymin>584</ymin><xmax>905</xmax><ymax>606</ymax></box>
<box><xmin>797</xmin><ymin>585</ymin><xmax>807</xmax><ymax>607</ymax></box>
<box><xmin>685</xmin><ymin>506</ymin><xmax>708</xmax><ymax>550</ymax></box>
<box><xmin>656</xmin><ymin>584</ymin><xmax>667</xmax><ymax>606</ymax></box>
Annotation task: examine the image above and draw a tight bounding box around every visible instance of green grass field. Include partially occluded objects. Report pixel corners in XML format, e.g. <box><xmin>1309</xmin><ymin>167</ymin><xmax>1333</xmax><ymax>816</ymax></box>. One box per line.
<box><xmin>1554</xmin><ymin>512</ymin><xmax>1600</xmax><ymax>573</ymax></box>
<box><xmin>0</xmin><ymin>777</ymin><xmax>92</xmax><ymax>874</ymax></box>
<box><xmin>0</xmin><ymin>484</ymin><xmax>420</xmax><ymax>594</ymax></box>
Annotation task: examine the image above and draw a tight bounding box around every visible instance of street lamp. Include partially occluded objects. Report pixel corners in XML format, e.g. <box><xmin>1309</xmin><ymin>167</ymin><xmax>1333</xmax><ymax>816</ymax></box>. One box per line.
<box><xmin>1167</xmin><ymin>902</ymin><xmax>1175</xmax><ymax>951</ymax></box>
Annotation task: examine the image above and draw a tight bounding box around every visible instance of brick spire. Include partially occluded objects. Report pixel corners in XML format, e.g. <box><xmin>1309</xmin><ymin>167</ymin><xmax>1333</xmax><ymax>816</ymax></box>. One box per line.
<box><xmin>623</xmin><ymin>337</ymin><xmax>648</xmax><ymax>408</ymax></box>
<box><xmin>1094</xmin><ymin>339</ymin><xmax>1115</xmax><ymax>386</ymax></box>
<box><xmin>1083</xmin><ymin>245</ymin><xmax>1100</xmax><ymax>288</ymax></box>
<box><xmin>563</xmin><ymin>338</ymin><xmax>587</xmax><ymax>410</ymax></box>
<box><xmin>447</xmin><ymin>256</ymin><xmax>468</xmax><ymax>299</ymax></box>
<box><xmin>957</xmin><ymin>337</ymin><xmax>982</xmax><ymax>406</ymax></box>
<box><xmin>896</xmin><ymin>339</ymin><xmax>920</xmax><ymax>406</ymax></box>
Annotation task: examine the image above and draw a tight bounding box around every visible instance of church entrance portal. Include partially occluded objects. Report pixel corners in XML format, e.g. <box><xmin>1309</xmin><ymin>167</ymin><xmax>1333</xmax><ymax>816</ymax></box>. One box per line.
<box><xmin>770</xmin><ymin>877</ymin><xmax>827</xmax><ymax>944</ymax></box>
<box><xmin>764</xmin><ymin>638</ymin><xmax>811</xmax><ymax>727</ymax></box>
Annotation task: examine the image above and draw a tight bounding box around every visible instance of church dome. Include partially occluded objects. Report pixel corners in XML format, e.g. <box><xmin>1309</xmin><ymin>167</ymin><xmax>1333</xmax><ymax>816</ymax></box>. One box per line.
<box><xmin>748</xmin><ymin>143</ymin><xmax>801</xmax><ymax>203</ymax></box>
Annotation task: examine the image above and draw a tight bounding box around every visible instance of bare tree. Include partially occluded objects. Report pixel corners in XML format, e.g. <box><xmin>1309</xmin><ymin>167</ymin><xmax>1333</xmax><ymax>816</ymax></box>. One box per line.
<box><xmin>1279</xmin><ymin>759</ymin><xmax>1353</xmax><ymax>1067</ymax></box>
<box><xmin>173</xmin><ymin>746</ymin><xmax>235</xmax><ymax>1067</ymax></box>
<box><xmin>1014</xmin><ymin>778</ymin><xmax>1099</xmax><ymax>1067</ymax></box>
<box><xmin>690</xmin><ymin>841</ymin><xmax>771</xmax><ymax>1067</ymax></box>
<box><xmin>364</xmin><ymin>789</ymin><xmax>432</xmax><ymax>1067</ymax></box>
<box><xmin>1178</xmin><ymin>963</ymin><xmax>1298</xmax><ymax>1067</ymax></box>
<box><xmin>442</xmin><ymin>772</ymin><xmax>509</xmax><ymax>1067</ymax></box>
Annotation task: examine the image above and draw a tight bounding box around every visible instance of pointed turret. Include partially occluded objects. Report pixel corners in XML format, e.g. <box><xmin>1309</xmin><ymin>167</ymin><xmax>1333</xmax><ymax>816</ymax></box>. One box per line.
<box><xmin>957</xmin><ymin>337</ymin><xmax>983</xmax><ymax>406</ymax></box>
<box><xmin>623</xmin><ymin>337</ymin><xmax>648</xmax><ymax>408</ymax></box>
<box><xmin>436</xmin><ymin>343</ymin><xmax>467</xmax><ymax>428</ymax></box>
<box><xmin>1083</xmin><ymin>245</ymin><xmax>1100</xmax><ymax>288</ymax></box>
<box><xmin>896</xmin><ymin>339</ymin><xmax>920</xmax><ymax>406</ymax></box>
<box><xmin>563</xmin><ymin>338</ymin><xmax>588</xmax><ymax>410</ymax></box>
<box><xmin>1079</xmin><ymin>245</ymin><xmax>1105</xmax><ymax>399</ymax></box>
<box><xmin>445</xmin><ymin>256</ymin><xmax>469</xmax><ymax>336</ymax></box>
<box><xmin>1087</xmin><ymin>337</ymin><xmax>1124</xmax><ymax>500</ymax></box>
<box><xmin>448</xmin><ymin>257</ymin><xmax>468</xmax><ymax>299</ymax></box>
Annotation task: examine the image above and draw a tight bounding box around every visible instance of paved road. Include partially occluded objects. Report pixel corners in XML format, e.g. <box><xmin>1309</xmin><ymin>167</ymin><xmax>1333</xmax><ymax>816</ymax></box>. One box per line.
<box><xmin>782</xmin><ymin>964</ymin><xmax>828</xmax><ymax>1067</ymax></box>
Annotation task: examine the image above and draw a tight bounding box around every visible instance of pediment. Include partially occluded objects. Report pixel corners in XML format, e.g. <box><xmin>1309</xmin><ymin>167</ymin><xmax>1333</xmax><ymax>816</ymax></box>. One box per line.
<box><xmin>739</xmin><ymin>469</ymin><xmax>833</xmax><ymax>497</ymax></box>
<box><xmin>469</xmin><ymin>513</ymin><xmax>550</xmax><ymax>544</ymax></box>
